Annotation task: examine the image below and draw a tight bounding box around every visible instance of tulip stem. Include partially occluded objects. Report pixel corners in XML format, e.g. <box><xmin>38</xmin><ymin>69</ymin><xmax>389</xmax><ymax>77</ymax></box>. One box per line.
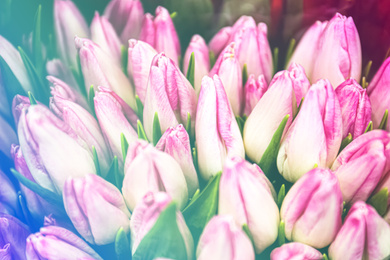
<box><xmin>28</xmin><ymin>91</ymin><xmax>37</xmax><ymax>105</ymax></box>
<box><xmin>186</xmin><ymin>52</ymin><xmax>195</xmax><ymax>88</ymax></box>
<box><xmin>363</xmin><ymin>60</ymin><xmax>372</xmax><ymax>79</ymax></box>
<box><xmin>277</xmin><ymin>185</ymin><xmax>285</xmax><ymax>208</ymax></box>
<box><xmin>152</xmin><ymin>112</ymin><xmax>162</xmax><ymax>146</ymax></box>
<box><xmin>323</xmin><ymin>253</ymin><xmax>329</xmax><ymax>260</ymax></box>
<box><xmin>242</xmin><ymin>64</ymin><xmax>248</xmax><ymax>86</ymax></box>
<box><xmin>32</xmin><ymin>5</ymin><xmax>43</xmax><ymax>75</ymax></box>
<box><xmin>209</xmin><ymin>51</ymin><xmax>216</xmax><ymax>68</ymax></box>
<box><xmin>278</xmin><ymin>221</ymin><xmax>286</xmax><ymax>246</ymax></box>
<box><xmin>273</xmin><ymin>47</ymin><xmax>279</xmax><ymax>74</ymax></box>
<box><xmin>121</xmin><ymin>45</ymin><xmax>128</xmax><ymax>75</ymax></box>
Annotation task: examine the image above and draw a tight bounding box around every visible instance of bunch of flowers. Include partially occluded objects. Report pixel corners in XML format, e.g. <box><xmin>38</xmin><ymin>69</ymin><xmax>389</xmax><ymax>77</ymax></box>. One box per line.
<box><xmin>0</xmin><ymin>0</ymin><xmax>390</xmax><ymax>259</ymax></box>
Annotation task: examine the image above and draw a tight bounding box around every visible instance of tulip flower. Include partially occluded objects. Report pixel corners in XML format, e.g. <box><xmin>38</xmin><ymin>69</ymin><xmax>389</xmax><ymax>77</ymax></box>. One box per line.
<box><xmin>243</xmin><ymin>74</ymin><xmax>267</xmax><ymax>116</ymax></box>
<box><xmin>48</xmin><ymin>76</ymin><xmax>89</xmax><ymax>110</ymax></box>
<box><xmin>63</xmin><ymin>174</ymin><xmax>131</xmax><ymax>245</ymax></box>
<box><xmin>18</xmin><ymin>104</ymin><xmax>96</xmax><ymax>193</ymax></box>
<box><xmin>219</xmin><ymin>156</ymin><xmax>279</xmax><ymax>253</ymax></box>
<box><xmin>270</xmin><ymin>243</ymin><xmax>323</xmax><ymax>260</ymax></box>
<box><xmin>367</xmin><ymin>57</ymin><xmax>390</xmax><ymax>130</ymax></box>
<box><xmin>284</xmin><ymin>63</ymin><xmax>311</xmax><ymax>106</ymax></box>
<box><xmin>46</xmin><ymin>59</ymin><xmax>78</xmax><ymax>88</ymax></box>
<box><xmin>196</xmin><ymin>75</ymin><xmax>245</xmax><ymax>180</ymax></box>
<box><xmin>143</xmin><ymin>53</ymin><xmax>197</xmax><ymax>143</ymax></box>
<box><xmin>208</xmin><ymin>26</ymin><xmax>232</xmax><ymax>57</ymax></box>
<box><xmin>75</xmin><ymin>37</ymin><xmax>137</xmax><ymax>109</ymax></box>
<box><xmin>312</xmin><ymin>13</ymin><xmax>362</xmax><ymax>88</ymax></box>
<box><xmin>0</xmin><ymin>115</ymin><xmax>17</xmax><ymax>159</ymax></box>
<box><xmin>104</xmin><ymin>0</ymin><xmax>144</xmax><ymax>44</ymax></box>
<box><xmin>130</xmin><ymin>192</ymin><xmax>193</xmax><ymax>258</ymax></box>
<box><xmin>335</xmin><ymin>79</ymin><xmax>371</xmax><ymax>139</ymax></box>
<box><xmin>244</xmin><ymin>69</ymin><xmax>298</xmax><ymax>164</ymax></box>
<box><xmin>0</xmin><ymin>170</ymin><xmax>18</xmax><ymax>216</ymax></box>
<box><xmin>329</xmin><ymin>201</ymin><xmax>390</xmax><ymax>260</ymax></box>
<box><xmin>90</xmin><ymin>12</ymin><xmax>122</xmax><ymax>65</ymax></box>
<box><xmin>331</xmin><ymin>130</ymin><xmax>390</xmax><ymax>204</ymax></box>
<box><xmin>287</xmin><ymin>20</ymin><xmax>328</xmax><ymax>78</ymax></box>
<box><xmin>0</xmin><ymin>214</ymin><xmax>30</xmax><ymax>260</ymax></box>
<box><xmin>183</xmin><ymin>35</ymin><xmax>210</xmax><ymax>95</ymax></box>
<box><xmin>277</xmin><ymin>79</ymin><xmax>342</xmax><ymax>182</ymax></box>
<box><xmin>25</xmin><ymin>226</ymin><xmax>102</xmax><ymax>260</ymax></box>
<box><xmin>54</xmin><ymin>0</ymin><xmax>89</xmax><ymax>69</ymax></box>
<box><xmin>140</xmin><ymin>6</ymin><xmax>181</xmax><ymax>65</ymax></box>
<box><xmin>12</xmin><ymin>94</ymin><xmax>33</xmax><ymax>126</ymax></box>
<box><xmin>127</xmin><ymin>39</ymin><xmax>158</xmax><ymax>103</ymax></box>
<box><xmin>155</xmin><ymin>124</ymin><xmax>198</xmax><ymax>196</ymax></box>
<box><xmin>280</xmin><ymin>168</ymin><xmax>343</xmax><ymax>248</ymax></box>
<box><xmin>197</xmin><ymin>215</ymin><xmax>255</xmax><ymax>260</ymax></box>
<box><xmin>122</xmin><ymin>141</ymin><xmax>188</xmax><ymax>211</ymax></box>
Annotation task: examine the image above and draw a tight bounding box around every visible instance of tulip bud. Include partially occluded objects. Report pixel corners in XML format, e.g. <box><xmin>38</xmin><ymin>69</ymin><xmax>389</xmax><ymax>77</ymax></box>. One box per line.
<box><xmin>219</xmin><ymin>156</ymin><xmax>279</xmax><ymax>253</ymax></box>
<box><xmin>104</xmin><ymin>0</ymin><xmax>144</xmax><ymax>44</ymax></box>
<box><xmin>140</xmin><ymin>6</ymin><xmax>181</xmax><ymax>65</ymax></box>
<box><xmin>155</xmin><ymin>125</ymin><xmax>198</xmax><ymax>196</ymax></box>
<box><xmin>277</xmin><ymin>79</ymin><xmax>342</xmax><ymax>182</ymax></box>
<box><xmin>208</xmin><ymin>26</ymin><xmax>232</xmax><ymax>57</ymax></box>
<box><xmin>18</xmin><ymin>104</ymin><xmax>96</xmax><ymax>193</ymax></box>
<box><xmin>12</xmin><ymin>95</ymin><xmax>32</xmax><ymax>126</ymax></box>
<box><xmin>46</xmin><ymin>59</ymin><xmax>78</xmax><ymax>88</ymax></box>
<box><xmin>75</xmin><ymin>37</ymin><xmax>136</xmax><ymax>109</ymax></box>
<box><xmin>0</xmin><ymin>170</ymin><xmax>18</xmax><ymax>216</ymax></box>
<box><xmin>122</xmin><ymin>141</ymin><xmax>188</xmax><ymax>211</ymax></box>
<box><xmin>54</xmin><ymin>0</ymin><xmax>89</xmax><ymax>69</ymax></box>
<box><xmin>270</xmin><ymin>243</ymin><xmax>323</xmax><ymax>260</ymax></box>
<box><xmin>197</xmin><ymin>215</ymin><xmax>255</xmax><ymax>260</ymax></box>
<box><xmin>243</xmin><ymin>74</ymin><xmax>267</xmax><ymax>116</ymax></box>
<box><xmin>48</xmin><ymin>76</ymin><xmax>89</xmax><ymax>110</ymax></box>
<box><xmin>143</xmin><ymin>53</ymin><xmax>197</xmax><ymax>143</ymax></box>
<box><xmin>312</xmin><ymin>13</ymin><xmax>362</xmax><ymax>88</ymax></box>
<box><xmin>90</xmin><ymin>12</ymin><xmax>122</xmax><ymax>64</ymax></box>
<box><xmin>26</xmin><ymin>226</ymin><xmax>102</xmax><ymax>260</ymax></box>
<box><xmin>287</xmin><ymin>20</ymin><xmax>328</xmax><ymax>78</ymax></box>
<box><xmin>196</xmin><ymin>75</ymin><xmax>245</xmax><ymax>180</ymax></box>
<box><xmin>285</xmin><ymin>63</ymin><xmax>311</xmax><ymax>105</ymax></box>
<box><xmin>127</xmin><ymin>39</ymin><xmax>158</xmax><ymax>103</ymax></box>
<box><xmin>335</xmin><ymin>79</ymin><xmax>371</xmax><ymax>139</ymax></box>
<box><xmin>130</xmin><ymin>192</ymin><xmax>193</xmax><ymax>258</ymax></box>
<box><xmin>367</xmin><ymin>57</ymin><xmax>390</xmax><ymax>130</ymax></box>
<box><xmin>183</xmin><ymin>35</ymin><xmax>210</xmax><ymax>96</ymax></box>
<box><xmin>63</xmin><ymin>174</ymin><xmax>131</xmax><ymax>245</ymax></box>
<box><xmin>210</xmin><ymin>43</ymin><xmax>243</xmax><ymax>116</ymax></box>
<box><xmin>0</xmin><ymin>115</ymin><xmax>17</xmax><ymax>159</ymax></box>
<box><xmin>244</xmin><ymin>70</ymin><xmax>298</xmax><ymax>164</ymax></box>
<box><xmin>280</xmin><ymin>168</ymin><xmax>343</xmax><ymax>248</ymax></box>
<box><xmin>0</xmin><ymin>214</ymin><xmax>30</xmax><ymax>260</ymax></box>
<box><xmin>329</xmin><ymin>201</ymin><xmax>390</xmax><ymax>260</ymax></box>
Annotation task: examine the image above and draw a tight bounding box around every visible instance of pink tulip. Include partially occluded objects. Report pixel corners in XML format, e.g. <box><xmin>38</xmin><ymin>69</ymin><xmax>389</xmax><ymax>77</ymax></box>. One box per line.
<box><xmin>270</xmin><ymin>243</ymin><xmax>323</xmax><ymax>260</ymax></box>
<box><xmin>48</xmin><ymin>76</ymin><xmax>88</xmax><ymax>110</ymax></box>
<box><xmin>277</xmin><ymin>79</ymin><xmax>342</xmax><ymax>182</ymax></box>
<box><xmin>196</xmin><ymin>75</ymin><xmax>244</xmax><ymax>180</ymax></box>
<box><xmin>284</xmin><ymin>63</ymin><xmax>311</xmax><ymax>106</ymax></box>
<box><xmin>219</xmin><ymin>156</ymin><xmax>279</xmax><ymax>253</ymax></box>
<box><xmin>197</xmin><ymin>215</ymin><xmax>255</xmax><ymax>260</ymax></box>
<box><xmin>280</xmin><ymin>168</ymin><xmax>343</xmax><ymax>248</ymax></box>
<box><xmin>329</xmin><ymin>201</ymin><xmax>390</xmax><ymax>260</ymax></box>
<box><xmin>12</xmin><ymin>95</ymin><xmax>33</xmax><ymax>126</ymax></box>
<box><xmin>208</xmin><ymin>26</ymin><xmax>232</xmax><ymax>57</ymax></box>
<box><xmin>243</xmin><ymin>74</ymin><xmax>268</xmax><ymax>116</ymax></box>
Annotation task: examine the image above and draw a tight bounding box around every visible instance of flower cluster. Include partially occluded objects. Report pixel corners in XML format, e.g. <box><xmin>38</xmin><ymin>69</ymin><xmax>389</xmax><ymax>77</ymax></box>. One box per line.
<box><xmin>0</xmin><ymin>0</ymin><xmax>390</xmax><ymax>259</ymax></box>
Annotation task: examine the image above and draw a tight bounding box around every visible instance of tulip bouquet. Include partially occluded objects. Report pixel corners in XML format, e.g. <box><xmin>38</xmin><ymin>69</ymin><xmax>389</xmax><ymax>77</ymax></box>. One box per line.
<box><xmin>1</xmin><ymin>0</ymin><xmax>390</xmax><ymax>259</ymax></box>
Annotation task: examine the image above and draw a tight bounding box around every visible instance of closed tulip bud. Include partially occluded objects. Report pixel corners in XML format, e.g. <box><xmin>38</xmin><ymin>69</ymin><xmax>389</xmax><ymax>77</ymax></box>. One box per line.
<box><xmin>287</xmin><ymin>20</ymin><xmax>328</xmax><ymax>78</ymax></box>
<box><xmin>143</xmin><ymin>53</ymin><xmax>197</xmax><ymax>143</ymax></box>
<box><xmin>219</xmin><ymin>156</ymin><xmax>279</xmax><ymax>253</ymax></box>
<box><xmin>270</xmin><ymin>243</ymin><xmax>323</xmax><ymax>260</ymax></box>
<box><xmin>54</xmin><ymin>0</ymin><xmax>89</xmax><ymax>69</ymax></box>
<box><xmin>183</xmin><ymin>35</ymin><xmax>210</xmax><ymax>96</ymax></box>
<box><xmin>312</xmin><ymin>13</ymin><xmax>362</xmax><ymax>88</ymax></box>
<box><xmin>367</xmin><ymin>57</ymin><xmax>390</xmax><ymax>130</ymax></box>
<box><xmin>208</xmin><ymin>26</ymin><xmax>232</xmax><ymax>57</ymax></box>
<box><xmin>48</xmin><ymin>76</ymin><xmax>89</xmax><ymax>110</ymax></box>
<box><xmin>329</xmin><ymin>201</ymin><xmax>390</xmax><ymax>260</ymax></box>
<box><xmin>46</xmin><ymin>59</ymin><xmax>78</xmax><ymax>88</ymax></box>
<box><xmin>335</xmin><ymin>79</ymin><xmax>371</xmax><ymax>139</ymax></box>
<box><xmin>90</xmin><ymin>12</ymin><xmax>122</xmax><ymax>64</ymax></box>
<box><xmin>0</xmin><ymin>115</ymin><xmax>17</xmax><ymax>159</ymax></box>
<box><xmin>277</xmin><ymin>79</ymin><xmax>342</xmax><ymax>182</ymax></box>
<box><xmin>285</xmin><ymin>63</ymin><xmax>311</xmax><ymax>106</ymax></box>
<box><xmin>196</xmin><ymin>75</ymin><xmax>244</xmax><ymax>180</ymax></box>
<box><xmin>244</xmin><ymin>70</ymin><xmax>298</xmax><ymax>164</ymax></box>
<box><xmin>281</xmin><ymin>168</ymin><xmax>343</xmax><ymax>248</ymax></box>
<box><xmin>0</xmin><ymin>170</ymin><xmax>18</xmax><ymax>216</ymax></box>
<box><xmin>127</xmin><ymin>39</ymin><xmax>158</xmax><ymax>103</ymax></box>
<box><xmin>12</xmin><ymin>95</ymin><xmax>32</xmax><ymax>126</ymax></box>
<box><xmin>18</xmin><ymin>104</ymin><xmax>96</xmax><ymax>193</ymax></box>
<box><xmin>244</xmin><ymin>74</ymin><xmax>268</xmax><ymax>116</ymax></box>
<box><xmin>130</xmin><ymin>192</ymin><xmax>193</xmax><ymax>258</ymax></box>
<box><xmin>104</xmin><ymin>0</ymin><xmax>144</xmax><ymax>44</ymax></box>
<box><xmin>25</xmin><ymin>226</ymin><xmax>102</xmax><ymax>260</ymax></box>
<box><xmin>75</xmin><ymin>37</ymin><xmax>137</xmax><ymax>109</ymax></box>
<box><xmin>197</xmin><ymin>215</ymin><xmax>255</xmax><ymax>260</ymax></box>
<box><xmin>0</xmin><ymin>214</ymin><xmax>30</xmax><ymax>260</ymax></box>
<box><xmin>94</xmin><ymin>87</ymin><xmax>138</xmax><ymax>167</ymax></box>
<box><xmin>155</xmin><ymin>125</ymin><xmax>198</xmax><ymax>196</ymax></box>
<box><xmin>63</xmin><ymin>174</ymin><xmax>131</xmax><ymax>245</ymax></box>
<box><xmin>122</xmin><ymin>141</ymin><xmax>188</xmax><ymax>211</ymax></box>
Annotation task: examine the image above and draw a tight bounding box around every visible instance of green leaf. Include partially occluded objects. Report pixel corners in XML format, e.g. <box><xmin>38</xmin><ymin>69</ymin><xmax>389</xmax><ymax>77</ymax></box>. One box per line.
<box><xmin>294</xmin><ymin>97</ymin><xmax>304</xmax><ymax>119</ymax></box>
<box><xmin>278</xmin><ymin>220</ymin><xmax>285</xmax><ymax>246</ymax></box>
<box><xmin>209</xmin><ymin>51</ymin><xmax>216</xmax><ymax>68</ymax></box>
<box><xmin>285</xmin><ymin>38</ymin><xmax>296</xmax><ymax>67</ymax></box>
<box><xmin>121</xmin><ymin>133</ymin><xmax>129</xmax><ymax>160</ymax></box>
<box><xmin>363</xmin><ymin>60</ymin><xmax>372</xmax><ymax>79</ymax></box>
<box><xmin>28</xmin><ymin>91</ymin><xmax>37</xmax><ymax>105</ymax></box>
<box><xmin>135</xmin><ymin>95</ymin><xmax>144</xmax><ymax>122</ymax></box>
<box><xmin>115</xmin><ymin>227</ymin><xmax>131</xmax><ymax>260</ymax></box>
<box><xmin>121</xmin><ymin>45</ymin><xmax>128</xmax><ymax>75</ymax></box>
<box><xmin>236</xmin><ymin>116</ymin><xmax>245</xmax><ymax>137</ymax></box>
<box><xmin>92</xmin><ymin>146</ymin><xmax>101</xmax><ymax>177</ymax></box>
<box><xmin>242</xmin><ymin>224</ymin><xmax>254</xmax><ymax>245</ymax></box>
<box><xmin>242</xmin><ymin>63</ymin><xmax>248</xmax><ymax>86</ymax></box>
<box><xmin>186</xmin><ymin>52</ymin><xmax>195</xmax><ymax>88</ymax></box>
<box><xmin>185</xmin><ymin>112</ymin><xmax>191</xmax><ymax>135</ymax></box>
<box><xmin>323</xmin><ymin>253</ymin><xmax>329</xmax><ymax>260</ymax></box>
<box><xmin>32</xmin><ymin>5</ymin><xmax>43</xmax><ymax>75</ymax></box>
<box><xmin>0</xmin><ymin>56</ymin><xmax>26</xmax><ymax>102</ymax></box>
<box><xmin>88</xmin><ymin>85</ymin><xmax>96</xmax><ymax>116</ymax></box>
<box><xmin>368</xmin><ymin>188</ymin><xmax>389</xmax><ymax>216</ymax></box>
<box><xmin>273</xmin><ymin>47</ymin><xmax>279</xmax><ymax>75</ymax></box>
<box><xmin>18</xmin><ymin>192</ymin><xmax>35</xmax><ymax>230</ymax></box>
<box><xmin>277</xmin><ymin>184</ymin><xmax>285</xmax><ymax>208</ymax></box>
<box><xmin>170</xmin><ymin>12</ymin><xmax>177</xmax><ymax>19</ymax></box>
<box><xmin>259</xmin><ymin>114</ymin><xmax>289</xmax><ymax>176</ymax></box>
<box><xmin>379</xmin><ymin>110</ymin><xmax>388</xmax><ymax>130</ymax></box>
<box><xmin>192</xmin><ymin>147</ymin><xmax>198</xmax><ymax>172</ymax></box>
<box><xmin>339</xmin><ymin>133</ymin><xmax>353</xmax><ymax>153</ymax></box>
<box><xmin>137</xmin><ymin>120</ymin><xmax>149</xmax><ymax>142</ymax></box>
<box><xmin>133</xmin><ymin>202</ymin><xmax>188</xmax><ymax>260</ymax></box>
<box><xmin>106</xmin><ymin>156</ymin><xmax>121</xmax><ymax>188</ymax></box>
<box><xmin>365</xmin><ymin>121</ymin><xmax>373</xmax><ymax>133</ymax></box>
<box><xmin>153</xmin><ymin>112</ymin><xmax>162</xmax><ymax>146</ymax></box>
<box><xmin>183</xmin><ymin>172</ymin><xmax>221</xmax><ymax>243</ymax></box>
